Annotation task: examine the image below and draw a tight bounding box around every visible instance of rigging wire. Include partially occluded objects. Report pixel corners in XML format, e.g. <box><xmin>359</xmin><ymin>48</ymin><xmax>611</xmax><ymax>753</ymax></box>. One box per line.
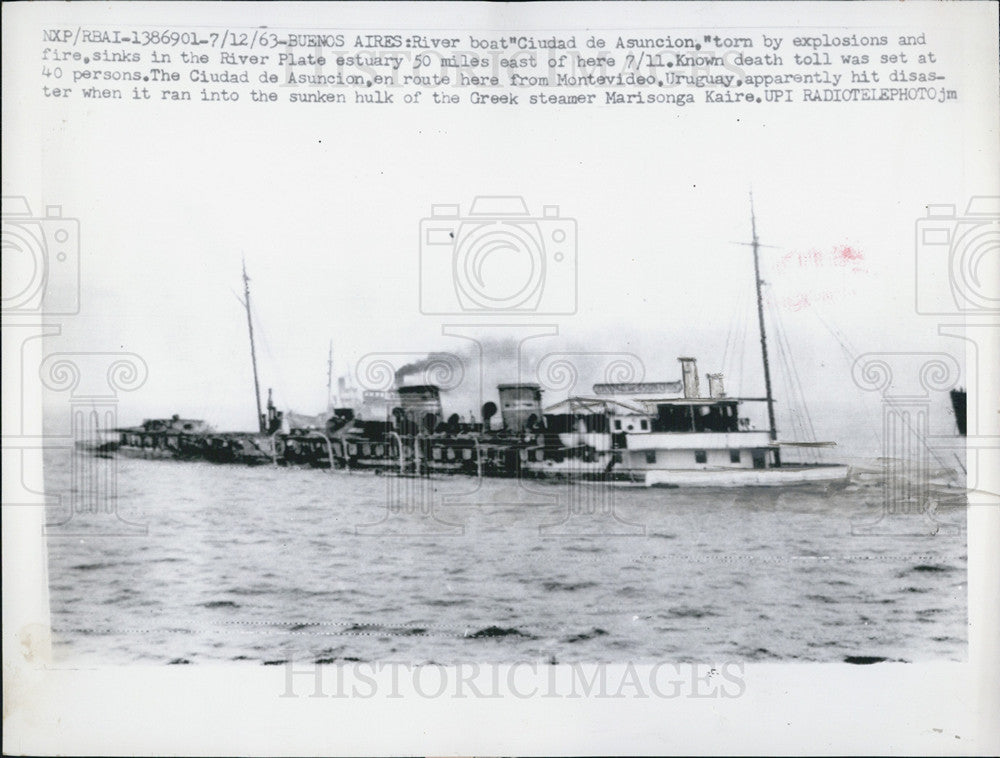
<box><xmin>811</xmin><ymin>305</ymin><xmax>860</xmax><ymax>364</ymax></box>
<box><xmin>248</xmin><ymin>298</ymin><xmax>291</xmax><ymax>412</ymax></box>
<box><xmin>765</xmin><ymin>293</ymin><xmax>802</xmax><ymax>457</ymax></box>
<box><xmin>722</xmin><ymin>285</ymin><xmax>751</xmax><ymax>381</ymax></box>
<box><xmin>808</xmin><ymin>303</ymin><xmax>882</xmax><ymax>457</ymax></box>
<box><xmin>720</xmin><ymin>299</ymin><xmax>738</xmax><ymax>376</ymax></box>
<box><xmin>767</xmin><ymin>293</ymin><xmax>821</xmax><ymax>460</ymax></box>
<box><xmin>736</xmin><ymin>285</ymin><xmax>751</xmax><ymax>404</ymax></box>
<box><xmin>721</xmin><ymin>284</ymin><xmax>747</xmax><ymax>377</ymax></box>
<box><xmin>808</xmin><ymin>302</ymin><xmax>958</xmax><ymax>480</ymax></box>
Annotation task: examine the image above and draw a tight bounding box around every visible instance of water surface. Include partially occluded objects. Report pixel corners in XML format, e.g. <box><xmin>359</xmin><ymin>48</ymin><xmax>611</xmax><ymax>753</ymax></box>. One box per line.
<box><xmin>45</xmin><ymin>455</ymin><xmax>967</xmax><ymax>665</ymax></box>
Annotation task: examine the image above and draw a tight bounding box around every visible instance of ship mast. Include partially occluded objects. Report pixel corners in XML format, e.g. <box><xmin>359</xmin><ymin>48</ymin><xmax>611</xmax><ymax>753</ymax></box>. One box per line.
<box><xmin>749</xmin><ymin>194</ymin><xmax>780</xmax><ymax>466</ymax></box>
<box><xmin>242</xmin><ymin>258</ymin><xmax>265</xmax><ymax>434</ymax></box>
<box><xmin>327</xmin><ymin>340</ymin><xmax>334</xmax><ymax>412</ymax></box>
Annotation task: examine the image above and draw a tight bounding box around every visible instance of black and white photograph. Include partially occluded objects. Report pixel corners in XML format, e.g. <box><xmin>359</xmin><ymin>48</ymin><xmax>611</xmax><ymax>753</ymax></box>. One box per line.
<box><xmin>3</xmin><ymin>1</ymin><xmax>998</xmax><ymax>754</ymax></box>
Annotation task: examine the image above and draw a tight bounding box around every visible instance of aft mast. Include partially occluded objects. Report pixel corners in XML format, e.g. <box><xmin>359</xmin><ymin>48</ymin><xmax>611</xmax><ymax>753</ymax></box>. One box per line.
<box><xmin>749</xmin><ymin>194</ymin><xmax>781</xmax><ymax>467</ymax></box>
<box><xmin>327</xmin><ymin>340</ymin><xmax>334</xmax><ymax>413</ymax></box>
<box><xmin>242</xmin><ymin>258</ymin><xmax>265</xmax><ymax>434</ymax></box>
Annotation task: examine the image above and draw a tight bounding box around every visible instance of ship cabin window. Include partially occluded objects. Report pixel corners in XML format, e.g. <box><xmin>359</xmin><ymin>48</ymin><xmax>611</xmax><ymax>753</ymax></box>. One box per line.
<box><xmin>730</xmin><ymin>449</ymin><xmax>741</xmax><ymax>463</ymax></box>
<box><xmin>432</xmin><ymin>447</ymin><xmax>442</xmax><ymax>460</ymax></box>
<box><xmin>645</xmin><ymin>450</ymin><xmax>656</xmax><ymax>464</ymax></box>
<box><xmin>653</xmin><ymin>401</ymin><xmax>740</xmax><ymax>433</ymax></box>
<box><xmin>614</xmin><ymin>419</ymin><xmax>622</xmax><ymax>431</ymax></box>
<box><xmin>640</xmin><ymin>419</ymin><xmax>648</xmax><ymax>430</ymax></box>
<box><xmin>694</xmin><ymin>450</ymin><xmax>708</xmax><ymax>464</ymax></box>
<box><xmin>545</xmin><ymin>414</ymin><xmax>576</xmax><ymax>434</ymax></box>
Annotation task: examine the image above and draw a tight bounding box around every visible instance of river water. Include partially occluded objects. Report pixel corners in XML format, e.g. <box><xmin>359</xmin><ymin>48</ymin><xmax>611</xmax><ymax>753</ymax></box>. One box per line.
<box><xmin>44</xmin><ymin>454</ymin><xmax>967</xmax><ymax>665</ymax></box>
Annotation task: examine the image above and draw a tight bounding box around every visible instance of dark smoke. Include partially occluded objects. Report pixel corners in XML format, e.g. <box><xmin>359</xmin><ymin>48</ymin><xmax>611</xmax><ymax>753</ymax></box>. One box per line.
<box><xmin>393</xmin><ymin>338</ymin><xmax>524</xmax><ymax>388</ymax></box>
<box><xmin>390</xmin><ymin>335</ymin><xmax>674</xmax><ymax>422</ymax></box>
<box><xmin>393</xmin><ymin>352</ymin><xmax>461</xmax><ymax>385</ymax></box>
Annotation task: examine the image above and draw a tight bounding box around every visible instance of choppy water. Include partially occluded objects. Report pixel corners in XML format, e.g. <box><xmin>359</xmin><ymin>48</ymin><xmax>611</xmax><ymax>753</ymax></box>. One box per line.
<box><xmin>44</xmin><ymin>454</ymin><xmax>967</xmax><ymax>665</ymax></box>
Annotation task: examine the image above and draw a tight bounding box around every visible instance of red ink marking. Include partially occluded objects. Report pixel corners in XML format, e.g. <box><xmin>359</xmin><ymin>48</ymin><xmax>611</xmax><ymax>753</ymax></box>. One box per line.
<box><xmin>787</xmin><ymin>294</ymin><xmax>811</xmax><ymax>311</ymax></box>
<box><xmin>834</xmin><ymin>245</ymin><xmax>864</xmax><ymax>262</ymax></box>
<box><xmin>778</xmin><ymin>244</ymin><xmax>870</xmax><ymax>310</ymax></box>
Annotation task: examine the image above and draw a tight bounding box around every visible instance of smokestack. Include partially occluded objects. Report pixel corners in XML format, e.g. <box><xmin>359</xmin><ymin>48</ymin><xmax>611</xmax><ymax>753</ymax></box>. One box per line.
<box><xmin>678</xmin><ymin>357</ymin><xmax>700</xmax><ymax>398</ymax></box>
<box><xmin>397</xmin><ymin>385</ymin><xmax>443</xmax><ymax>421</ymax></box>
<box><xmin>707</xmin><ymin>373</ymin><xmax>725</xmax><ymax>398</ymax></box>
<box><xmin>360</xmin><ymin>389</ymin><xmax>398</xmax><ymax>421</ymax></box>
<box><xmin>497</xmin><ymin>384</ymin><xmax>543</xmax><ymax>432</ymax></box>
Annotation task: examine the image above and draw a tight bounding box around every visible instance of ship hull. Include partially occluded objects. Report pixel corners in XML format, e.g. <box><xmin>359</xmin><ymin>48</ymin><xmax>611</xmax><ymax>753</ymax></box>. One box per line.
<box><xmin>107</xmin><ymin>432</ymin><xmax>277</xmax><ymax>466</ymax></box>
<box><xmin>643</xmin><ymin>463</ymin><xmax>851</xmax><ymax>488</ymax></box>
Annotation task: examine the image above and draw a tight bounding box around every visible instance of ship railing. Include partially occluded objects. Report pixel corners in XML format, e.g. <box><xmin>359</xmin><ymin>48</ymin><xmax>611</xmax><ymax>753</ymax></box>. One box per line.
<box><xmin>472</xmin><ymin>436</ymin><xmax>483</xmax><ymax>479</ymax></box>
<box><xmin>387</xmin><ymin>431</ymin><xmax>405</xmax><ymax>475</ymax></box>
<box><xmin>298</xmin><ymin>430</ymin><xmax>334</xmax><ymax>469</ymax></box>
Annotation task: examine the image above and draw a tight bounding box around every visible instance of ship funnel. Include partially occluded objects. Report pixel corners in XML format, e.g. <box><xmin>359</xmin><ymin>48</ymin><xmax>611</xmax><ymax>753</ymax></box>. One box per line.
<box><xmin>678</xmin><ymin>357</ymin><xmax>700</xmax><ymax>398</ymax></box>
<box><xmin>397</xmin><ymin>385</ymin><xmax>443</xmax><ymax>421</ymax></box>
<box><xmin>707</xmin><ymin>373</ymin><xmax>725</xmax><ymax>398</ymax></box>
<box><xmin>497</xmin><ymin>384</ymin><xmax>543</xmax><ymax>432</ymax></box>
<box><xmin>361</xmin><ymin>389</ymin><xmax>399</xmax><ymax>421</ymax></box>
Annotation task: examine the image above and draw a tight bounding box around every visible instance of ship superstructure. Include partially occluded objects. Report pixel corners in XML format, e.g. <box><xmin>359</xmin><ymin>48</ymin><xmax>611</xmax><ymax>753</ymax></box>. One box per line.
<box><xmin>107</xmin><ymin>353</ymin><xmax>847</xmax><ymax>486</ymax></box>
<box><xmin>98</xmin><ymin>203</ymin><xmax>852</xmax><ymax>487</ymax></box>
